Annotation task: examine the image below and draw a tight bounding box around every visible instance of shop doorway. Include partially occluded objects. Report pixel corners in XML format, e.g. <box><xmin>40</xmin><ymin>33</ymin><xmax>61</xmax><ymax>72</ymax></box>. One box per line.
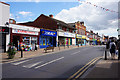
<box><xmin>0</xmin><ymin>33</ymin><xmax>6</xmax><ymax>52</ymax></box>
<box><xmin>13</xmin><ymin>35</ymin><xmax>20</xmax><ymax>48</ymax></box>
<box><xmin>53</xmin><ymin>37</ymin><xmax>56</xmax><ymax>47</ymax></box>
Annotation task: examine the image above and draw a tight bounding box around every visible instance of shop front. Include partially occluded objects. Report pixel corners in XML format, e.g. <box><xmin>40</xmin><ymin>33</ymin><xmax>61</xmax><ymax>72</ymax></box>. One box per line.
<box><xmin>0</xmin><ymin>27</ymin><xmax>10</xmax><ymax>52</ymax></box>
<box><xmin>92</xmin><ymin>39</ymin><xmax>97</xmax><ymax>45</ymax></box>
<box><xmin>39</xmin><ymin>29</ymin><xmax>57</xmax><ymax>48</ymax></box>
<box><xmin>57</xmin><ymin>31</ymin><xmax>75</xmax><ymax>46</ymax></box>
<box><xmin>10</xmin><ymin>24</ymin><xmax>40</xmax><ymax>51</ymax></box>
<box><xmin>76</xmin><ymin>34</ymin><xmax>86</xmax><ymax>46</ymax></box>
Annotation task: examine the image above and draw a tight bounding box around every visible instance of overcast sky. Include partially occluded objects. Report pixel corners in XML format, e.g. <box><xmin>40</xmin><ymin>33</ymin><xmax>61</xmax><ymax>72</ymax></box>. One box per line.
<box><xmin>4</xmin><ymin>0</ymin><xmax>120</xmax><ymax>38</ymax></box>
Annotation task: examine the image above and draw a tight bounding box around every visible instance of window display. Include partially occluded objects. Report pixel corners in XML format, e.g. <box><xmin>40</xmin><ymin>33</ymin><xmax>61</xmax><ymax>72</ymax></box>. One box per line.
<box><xmin>22</xmin><ymin>36</ymin><xmax>37</xmax><ymax>51</ymax></box>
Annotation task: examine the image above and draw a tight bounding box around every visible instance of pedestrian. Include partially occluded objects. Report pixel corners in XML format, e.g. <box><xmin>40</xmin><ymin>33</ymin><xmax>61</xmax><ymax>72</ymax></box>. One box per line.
<box><xmin>58</xmin><ymin>41</ymin><xmax>60</xmax><ymax>47</ymax></box>
<box><xmin>109</xmin><ymin>39</ymin><xmax>116</xmax><ymax>60</ymax></box>
<box><xmin>117</xmin><ymin>38</ymin><xmax>120</xmax><ymax>60</ymax></box>
<box><xmin>32</xmin><ymin>43</ymin><xmax>35</xmax><ymax>51</ymax></box>
<box><xmin>106</xmin><ymin>40</ymin><xmax>110</xmax><ymax>49</ymax></box>
<box><xmin>35</xmin><ymin>43</ymin><xmax>37</xmax><ymax>51</ymax></box>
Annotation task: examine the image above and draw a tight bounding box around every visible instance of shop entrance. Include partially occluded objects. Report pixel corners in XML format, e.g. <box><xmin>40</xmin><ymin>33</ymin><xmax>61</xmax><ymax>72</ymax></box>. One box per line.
<box><xmin>13</xmin><ymin>35</ymin><xmax>20</xmax><ymax>48</ymax></box>
<box><xmin>0</xmin><ymin>33</ymin><xmax>6</xmax><ymax>52</ymax></box>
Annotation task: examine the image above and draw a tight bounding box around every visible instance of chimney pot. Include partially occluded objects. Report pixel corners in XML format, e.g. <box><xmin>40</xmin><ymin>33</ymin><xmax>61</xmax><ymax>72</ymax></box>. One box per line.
<box><xmin>49</xmin><ymin>14</ymin><xmax>53</xmax><ymax>18</ymax></box>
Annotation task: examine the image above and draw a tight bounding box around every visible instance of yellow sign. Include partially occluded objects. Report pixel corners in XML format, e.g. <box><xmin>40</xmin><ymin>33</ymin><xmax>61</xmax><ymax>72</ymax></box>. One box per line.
<box><xmin>82</xmin><ymin>36</ymin><xmax>86</xmax><ymax>39</ymax></box>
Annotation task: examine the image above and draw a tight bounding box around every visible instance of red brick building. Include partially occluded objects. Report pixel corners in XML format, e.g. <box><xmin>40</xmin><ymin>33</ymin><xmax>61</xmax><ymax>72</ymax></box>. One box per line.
<box><xmin>18</xmin><ymin>14</ymin><xmax>76</xmax><ymax>32</ymax></box>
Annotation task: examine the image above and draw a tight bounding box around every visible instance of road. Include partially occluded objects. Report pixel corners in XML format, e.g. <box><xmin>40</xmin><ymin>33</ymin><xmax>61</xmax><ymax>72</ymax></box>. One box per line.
<box><xmin>2</xmin><ymin>45</ymin><xmax>105</xmax><ymax>79</ymax></box>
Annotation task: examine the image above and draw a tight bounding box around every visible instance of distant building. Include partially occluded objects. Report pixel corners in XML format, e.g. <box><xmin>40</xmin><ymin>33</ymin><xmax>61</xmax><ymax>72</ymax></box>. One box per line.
<box><xmin>68</xmin><ymin>21</ymin><xmax>86</xmax><ymax>46</ymax></box>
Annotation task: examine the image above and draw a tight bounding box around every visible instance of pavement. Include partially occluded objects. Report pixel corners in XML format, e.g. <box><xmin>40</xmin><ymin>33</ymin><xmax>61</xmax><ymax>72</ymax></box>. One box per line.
<box><xmin>84</xmin><ymin>53</ymin><xmax>120</xmax><ymax>79</ymax></box>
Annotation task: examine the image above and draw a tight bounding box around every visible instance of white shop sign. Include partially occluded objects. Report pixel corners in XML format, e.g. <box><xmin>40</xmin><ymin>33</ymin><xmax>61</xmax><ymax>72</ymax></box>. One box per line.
<box><xmin>58</xmin><ymin>32</ymin><xmax>75</xmax><ymax>38</ymax></box>
<box><xmin>12</xmin><ymin>29</ymin><xmax>38</xmax><ymax>35</ymax></box>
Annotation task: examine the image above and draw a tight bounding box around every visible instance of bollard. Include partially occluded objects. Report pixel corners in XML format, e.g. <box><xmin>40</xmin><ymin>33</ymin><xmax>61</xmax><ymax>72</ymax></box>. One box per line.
<box><xmin>21</xmin><ymin>49</ymin><xmax>23</xmax><ymax>58</ymax></box>
<box><xmin>104</xmin><ymin>50</ymin><xmax>107</xmax><ymax>60</ymax></box>
<box><xmin>78</xmin><ymin>44</ymin><xmax>79</xmax><ymax>47</ymax></box>
<box><xmin>67</xmin><ymin>45</ymin><xmax>69</xmax><ymax>48</ymax></box>
<box><xmin>59</xmin><ymin>46</ymin><xmax>60</xmax><ymax>50</ymax></box>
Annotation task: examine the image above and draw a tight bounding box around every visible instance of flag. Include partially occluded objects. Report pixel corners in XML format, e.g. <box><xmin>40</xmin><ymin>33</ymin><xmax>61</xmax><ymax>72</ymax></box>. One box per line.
<box><xmin>106</xmin><ymin>9</ymin><xmax>109</xmax><ymax>11</ymax></box>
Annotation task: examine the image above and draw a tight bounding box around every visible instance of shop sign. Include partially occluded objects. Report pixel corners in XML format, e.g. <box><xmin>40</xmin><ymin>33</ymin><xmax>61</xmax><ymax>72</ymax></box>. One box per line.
<box><xmin>0</xmin><ymin>27</ymin><xmax>9</xmax><ymax>34</ymax></box>
<box><xmin>76</xmin><ymin>34</ymin><xmax>82</xmax><ymax>38</ymax></box>
<box><xmin>82</xmin><ymin>36</ymin><xmax>86</xmax><ymax>39</ymax></box>
<box><xmin>58</xmin><ymin>32</ymin><xmax>75</xmax><ymax>38</ymax></box>
<box><xmin>40</xmin><ymin>29</ymin><xmax>57</xmax><ymax>37</ymax></box>
<box><xmin>12</xmin><ymin>29</ymin><xmax>38</xmax><ymax>35</ymax></box>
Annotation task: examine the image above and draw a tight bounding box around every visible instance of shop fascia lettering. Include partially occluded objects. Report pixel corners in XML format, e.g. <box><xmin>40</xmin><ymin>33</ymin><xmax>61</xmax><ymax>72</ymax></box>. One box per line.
<box><xmin>41</xmin><ymin>29</ymin><xmax>57</xmax><ymax>37</ymax></box>
<box><xmin>45</xmin><ymin>31</ymin><xmax>55</xmax><ymax>36</ymax></box>
<box><xmin>58</xmin><ymin>31</ymin><xmax>75</xmax><ymax>38</ymax></box>
<box><xmin>12</xmin><ymin>29</ymin><xmax>38</xmax><ymax>35</ymax></box>
<box><xmin>76</xmin><ymin>34</ymin><xmax>86</xmax><ymax>39</ymax></box>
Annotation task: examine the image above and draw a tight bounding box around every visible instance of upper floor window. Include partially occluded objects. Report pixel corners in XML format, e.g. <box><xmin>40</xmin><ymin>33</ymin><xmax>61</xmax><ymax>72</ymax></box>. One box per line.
<box><xmin>66</xmin><ymin>28</ymin><xmax>69</xmax><ymax>32</ymax></box>
<box><xmin>58</xmin><ymin>26</ymin><xmax>62</xmax><ymax>30</ymax></box>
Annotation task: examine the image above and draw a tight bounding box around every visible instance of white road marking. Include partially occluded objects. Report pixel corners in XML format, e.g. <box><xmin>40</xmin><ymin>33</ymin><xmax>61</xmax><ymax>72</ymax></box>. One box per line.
<box><xmin>35</xmin><ymin>57</ymin><xmax>64</xmax><ymax>69</ymax></box>
<box><xmin>23</xmin><ymin>61</ymin><xmax>43</xmax><ymax>68</ymax></box>
<box><xmin>12</xmin><ymin>59</ymin><xmax>32</xmax><ymax>65</ymax></box>
<box><xmin>71</xmin><ymin>51</ymin><xmax>81</xmax><ymax>55</ymax></box>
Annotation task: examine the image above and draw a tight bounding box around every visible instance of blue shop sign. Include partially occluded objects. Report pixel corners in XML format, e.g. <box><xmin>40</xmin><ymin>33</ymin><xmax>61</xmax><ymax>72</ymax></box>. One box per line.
<box><xmin>40</xmin><ymin>29</ymin><xmax>57</xmax><ymax>37</ymax></box>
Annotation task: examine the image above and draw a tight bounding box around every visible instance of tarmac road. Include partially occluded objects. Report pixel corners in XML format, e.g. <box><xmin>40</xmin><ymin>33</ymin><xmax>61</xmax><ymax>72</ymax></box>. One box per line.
<box><xmin>2</xmin><ymin>45</ymin><xmax>105</xmax><ymax>79</ymax></box>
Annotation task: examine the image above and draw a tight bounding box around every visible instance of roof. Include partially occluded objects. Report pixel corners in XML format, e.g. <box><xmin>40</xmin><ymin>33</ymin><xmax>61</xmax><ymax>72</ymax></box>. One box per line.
<box><xmin>40</xmin><ymin>14</ymin><xmax>76</xmax><ymax>29</ymax></box>
<box><xmin>17</xmin><ymin>14</ymin><xmax>76</xmax><ymax>30</ymax></box>
<box><xmin>0</xmin><ymin>1</ymin><xmax>10</xmax><ymax>6</ymax></box>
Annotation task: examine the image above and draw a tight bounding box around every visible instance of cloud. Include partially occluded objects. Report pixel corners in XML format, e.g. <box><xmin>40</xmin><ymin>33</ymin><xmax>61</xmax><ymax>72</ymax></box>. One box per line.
<box><xmin>55</xmin><ymin>0</ymin><xmax>119</xmax><ymax>37</ymax></box>
<box><xmin>19</xmin><ymin>11</ymin><xmax>32</xmax><ymax>16</ymax></box>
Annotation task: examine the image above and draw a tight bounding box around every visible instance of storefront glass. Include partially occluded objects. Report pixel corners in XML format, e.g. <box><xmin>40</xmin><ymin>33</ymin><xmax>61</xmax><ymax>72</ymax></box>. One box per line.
<box><xmin>40</xmin><ymin>29</ymin><xmax>57</xmax><ymax>48</ymax></box>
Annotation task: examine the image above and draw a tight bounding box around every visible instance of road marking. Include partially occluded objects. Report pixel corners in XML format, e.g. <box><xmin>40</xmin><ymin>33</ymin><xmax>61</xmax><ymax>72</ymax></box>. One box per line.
<box><xmin>12</xmin><ymin>59</ymin><xmax>32</xmax><ymax>65</ymax></box>
<box><xmin>71</xmin><ymin>51</ymin><xmax>81</xmax><ymax>55</ymax></box>
<box><xmin>67</xmin><ymin>56</ymin><xmax>102</xmax><ymax>80</ymax></box>
<box><xmin>35</xmin><ymin>57</ymin><xmax>64</xmax><ymax>69</ymax></box>
<box><xmin>23</xmin><ymin>61</ymin><xmax>43</xmax><ymax>68</ymax></box>
<box><xmin>74</xmin><ymin>57</ymin><xmax>100</xmax><ymax>79</ymax></box>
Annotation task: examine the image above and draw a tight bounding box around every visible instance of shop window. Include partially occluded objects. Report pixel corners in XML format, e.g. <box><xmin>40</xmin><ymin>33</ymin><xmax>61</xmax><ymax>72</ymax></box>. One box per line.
<box><xmin>58</xmin><ymin>26</ymin><xmax>62</xmax><ymax>30</ymax></box>
<box><xmin>23</xmin><ymin>37</ymin><xmax>30</xmax><ymax>45</ymax></box>
<box><xmin>31</xmin><ymin>37</ymin><xmax>37</xmax><ymax>44</ymax></box>
<box><xmin>43</xmin><ymin>39</ymin><xmax>46</xmax><ymax>45</ymax></box>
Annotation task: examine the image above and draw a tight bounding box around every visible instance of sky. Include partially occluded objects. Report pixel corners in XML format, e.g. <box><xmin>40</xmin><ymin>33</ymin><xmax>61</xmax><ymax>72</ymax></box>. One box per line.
<box><xmin>4</xmin><ymin>0</ymin><xmax>120</xmax><ymax>38</ymax></box>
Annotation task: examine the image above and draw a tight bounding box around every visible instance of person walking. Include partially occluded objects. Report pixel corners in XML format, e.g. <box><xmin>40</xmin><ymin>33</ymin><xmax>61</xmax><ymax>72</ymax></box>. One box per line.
<box><xmin>35</xmin><ymin>43</ymin><xmax>37</xmax><ymax>51</ymax></box>
<box><xmin>109</xmin><ymin>39</ymin><xmax>116</xmax><ymax>60</ymax></box>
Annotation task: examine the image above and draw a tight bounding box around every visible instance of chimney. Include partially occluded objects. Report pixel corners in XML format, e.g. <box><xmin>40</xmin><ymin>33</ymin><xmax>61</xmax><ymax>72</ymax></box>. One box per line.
<box><xmin>80</xmin><ymin>21</ymin><xmax>84</xmax><ymax>26</ymax></box>
<box><xmin>49</xmin><ymin>14</ymin><xmax>53</xmax><ymax>18</ymax></box>
<box><xmin>9</xmin><ymin>19</ymin><xmax>16</xmax><ymax>24</ymax></box>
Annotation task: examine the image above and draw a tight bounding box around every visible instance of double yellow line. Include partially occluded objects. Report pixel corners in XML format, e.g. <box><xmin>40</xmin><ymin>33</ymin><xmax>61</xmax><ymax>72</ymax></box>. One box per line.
<box><xmin>67</xmin><ymin>56</ymin><xmax>102</xmax><ymax>80</ymax></box>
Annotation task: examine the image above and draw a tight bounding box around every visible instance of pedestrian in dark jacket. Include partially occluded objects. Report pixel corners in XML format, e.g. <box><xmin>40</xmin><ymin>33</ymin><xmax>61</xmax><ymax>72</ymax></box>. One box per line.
<box><xmin>109</xmin><ymin>39</ymin><xmax>116</xmax><ymax>59</ymax></box>
<box><xmin>35</xmin><ymin>43</ymin><xmax>37</xmax><ymax>51</ymax></box>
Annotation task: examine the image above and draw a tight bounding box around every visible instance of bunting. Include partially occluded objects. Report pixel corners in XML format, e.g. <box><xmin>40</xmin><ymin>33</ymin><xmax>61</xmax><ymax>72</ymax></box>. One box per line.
<box><xmin>78</xmin><ymin>0</ymin><xmax>118</xmax><ymax>14</ymax></box>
